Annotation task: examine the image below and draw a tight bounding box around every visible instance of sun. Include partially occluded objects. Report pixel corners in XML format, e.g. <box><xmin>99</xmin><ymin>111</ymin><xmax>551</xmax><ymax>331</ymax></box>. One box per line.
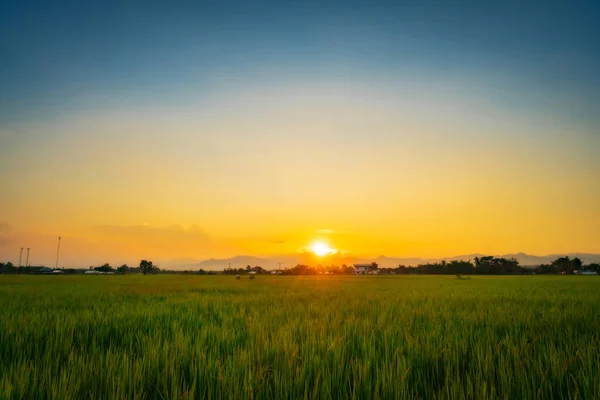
<box><xmin>309</xmin><ymin>241</ymin><xmax>337</xmax><ymax>257</ymax></box>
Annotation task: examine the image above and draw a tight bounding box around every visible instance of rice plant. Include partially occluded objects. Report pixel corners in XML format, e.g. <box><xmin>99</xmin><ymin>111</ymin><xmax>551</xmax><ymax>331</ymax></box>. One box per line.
<box><xmin>0</xmin><ymin>275</ymin><xmax>598</xmax><ymax>399</ymax></box>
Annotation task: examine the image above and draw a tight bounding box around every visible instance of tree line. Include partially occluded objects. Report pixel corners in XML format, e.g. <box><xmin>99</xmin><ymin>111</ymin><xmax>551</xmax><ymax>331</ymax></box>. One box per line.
<box><xmin>223</xmin><ymin>265</ymin><xmax>270</xmax><ymax>275</ymax></box>
<box><xmin>241</xmin><ymin>256</ymin><xmax>600</xmax><ymax>275</ymax></box>
<box><xmin>0</xmin><ymin>260</ymin><xmax>174</xmax><ymax>275</ymax></box>
<box><xmin>379</xmin><ymin>256</ymin><xmax>598</xmax><ymax>275</ymax></box>
<box><xmin>1</xmin><ymin>256</ymin><xmax>599</xmax><ymax>276</ymax></box>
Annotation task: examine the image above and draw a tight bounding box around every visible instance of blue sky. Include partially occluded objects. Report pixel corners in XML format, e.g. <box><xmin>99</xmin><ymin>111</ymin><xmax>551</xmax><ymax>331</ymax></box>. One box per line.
<box><xmin>1</xmin><ymin>0</ymin><xmax>598</xmax><ymax>126</ymax></box>
<box><xmin>1</xmin><ymin>0</ymin><xmax>599</xmax><ymax>265</ymax></box>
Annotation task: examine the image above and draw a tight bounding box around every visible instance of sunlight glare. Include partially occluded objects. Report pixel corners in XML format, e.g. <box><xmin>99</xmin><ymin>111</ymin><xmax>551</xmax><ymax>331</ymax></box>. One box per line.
<box><xmin>309</xmin><ymin>241</ymin><xmax>337</xmax><ymax>257</ymax></box>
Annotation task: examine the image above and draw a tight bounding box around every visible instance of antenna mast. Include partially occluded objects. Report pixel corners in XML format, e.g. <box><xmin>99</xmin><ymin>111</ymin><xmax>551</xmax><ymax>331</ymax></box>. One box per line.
<box><xmin>55</xmin><ymin>236</ymin><xmax>61</xmax><ymax>269</ymax></box>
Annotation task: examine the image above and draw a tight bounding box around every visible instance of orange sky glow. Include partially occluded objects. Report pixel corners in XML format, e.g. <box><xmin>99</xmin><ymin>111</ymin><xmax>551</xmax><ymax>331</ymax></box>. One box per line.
<box><xmin>1</xmin><ymin>69</ymin><xmax>599</xmax><ymax>268</ymax></box>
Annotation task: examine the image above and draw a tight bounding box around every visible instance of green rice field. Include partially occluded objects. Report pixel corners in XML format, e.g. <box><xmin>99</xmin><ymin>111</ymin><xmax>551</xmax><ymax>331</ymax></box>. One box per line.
<box><xmin>1</xmin><ymin>275</ymin><xmax>599</xmax><ymax>399</ymax></box>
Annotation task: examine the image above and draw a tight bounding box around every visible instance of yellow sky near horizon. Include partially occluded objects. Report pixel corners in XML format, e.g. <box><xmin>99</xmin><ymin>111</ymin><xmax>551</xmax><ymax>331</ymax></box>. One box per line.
<box><xmin>1</xmin><ymin>80</ymin><xmax>599</xmax><ymax>267</ymax></box>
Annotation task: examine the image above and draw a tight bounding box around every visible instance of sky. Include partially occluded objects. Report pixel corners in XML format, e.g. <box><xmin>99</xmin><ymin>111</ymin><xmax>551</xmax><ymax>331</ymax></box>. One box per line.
<box><xmin>1</xmin><ymin>0</ymin><xmax>599</xmax><ymax>268</ymax></box>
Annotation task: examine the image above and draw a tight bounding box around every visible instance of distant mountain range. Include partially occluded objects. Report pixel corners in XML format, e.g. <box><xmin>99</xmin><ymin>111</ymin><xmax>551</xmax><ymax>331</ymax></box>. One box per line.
<box><xmin>161</xmin><ymin>252</ymin><xmax>600</xmax><ymax>271</ymax></box>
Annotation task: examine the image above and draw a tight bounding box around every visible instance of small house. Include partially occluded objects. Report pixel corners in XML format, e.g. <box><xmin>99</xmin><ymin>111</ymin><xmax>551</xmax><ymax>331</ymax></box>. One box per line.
<box><xmin>354</xmin><ymin>264</ymin><xmax>377</xmax><ymax>275</ymax></box>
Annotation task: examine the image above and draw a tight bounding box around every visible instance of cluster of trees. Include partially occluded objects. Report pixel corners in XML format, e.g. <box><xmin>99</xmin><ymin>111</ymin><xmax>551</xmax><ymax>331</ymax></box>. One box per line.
<box><xmin>383</xmin><ymin>256</ymin><xmax>599</xmax><ymax>275</ymax></box>
<box><xmin>0</xmin><ymin>260</ymin><xmax>162</xmax><ymax>275</ymax></box>
<box><xmin>0</xmin><ymin>263</ymin><xmax>50</xmax><ymax>274</ymax></box>
<box><xmin>537</xmin><ymin>257</ymin><xmax>600</xmax><ymax>275</ymax></box>
<box><xmin>223</xmin><ymin>265</ymin><xmax>269</xmax><ymax>275</ymax></box>
<box><xmin>90</xmin><ymin>261</ymin><xmax>211</xmax><ymax>275</ymax></box>
<box><xmin>275</xmin><ymin>259</ymin><xmax>522</xmax><ymax>276</ymax></box>
<box><xmin>89</xmin><ymin>263</ymin><xmax>129</xmax><ymax>273</ymax></box>
<box><xmin>86</xmin><ymin>260</ymin><xmax>161</xmax><ymax>274</ymax></box>
<box><xmin>271</xmin><ymin>256</ymin><xmax>600</xmax><ymax>276</ymax></box>
<box><xmin>0</xmin><ymin>263</ymin><xmax>82</xmax><ymax>275</ymax></box>
<box><xmin>3</xmin><ymin>256</ymin><xmax>600</xmax><ymax>276</ymax></box>
<box><xmin>280</xmin><ymin>264</ymin><xmax>357</xmax><ymax>275</ymax></box>
<box><xmin>229</xmin><ymin>258</ymin><xmax>526</xmax><ymax>276</ymax></box>
<box><xmin>223</xmin><ymin>264</ymin><xmax>359</xmax><ymax>275</ymax></box>
<box><xmin>379</xmin><ymin>258</ymin><xmax>522</xmax><ymax>275</ymax></box>
<box><xmin>139</xmin><ymin>260</ymin><xmax>159</xmax><ymax>275</ymax></box>
<box><xmin>0</xmin><ymin>262</ymin><xmax>17</xmax><ymax>273</ymax></box>
<box><xmin>166</xmin><ymin>269</ymin><xmax>211</xmax><ymax>275</ymax></box>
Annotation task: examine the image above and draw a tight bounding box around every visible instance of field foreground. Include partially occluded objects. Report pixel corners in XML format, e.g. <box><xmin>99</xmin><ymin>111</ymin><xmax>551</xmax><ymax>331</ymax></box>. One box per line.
<box><xmin>1</xmin><ymin>275</ymin><xmax>599</xmax><ymax>399</ymax></box>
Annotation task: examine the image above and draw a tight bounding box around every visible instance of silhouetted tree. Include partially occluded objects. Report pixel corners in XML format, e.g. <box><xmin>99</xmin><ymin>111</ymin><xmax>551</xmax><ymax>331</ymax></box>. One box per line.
<box><xmin>251</xmin><ymin>265</ymin><xmax>267</xmax><ymax>274</ymax></box>
<box><xmin>94</xmin><ymin>263</ymin><xmax>115</xmax><ymax>273</ymax></box>
<box><xmin>588</xmin><ymin>263</ymin><xmax>600</xmax><ymax>273</ymax></box>
<box><xmin>551</xmin><ymin>257</ymin><xmax>574</xmax><ymax>274</ymax></box>
<box><xmin>140</xmin><ymin>260</ymin><xmax>157</xmax><ymax>275</ymax></box>
<box><xmin>395</xmin><ymin>265</ymin><xmax>410</xmax><ymax>274</ymax></box>
<box><xmin>369</xmin><ymin>262</ymin><xmax>379</xmax><ymax>273</ymax></box>
<box><xmin>446</xmin><ymin>260</ymin><xmax>476</xmax><ymax>274</ymax></box>
<box><xmin>117</xmin><ymin>264</ymin><xmax>130</xmax><ymax>274</ymax></box>
<box><xmin>0</xmin><ymin>262</ymin><xmax>15</xmax><ymax>273</ymax></box>
<box><xmin>475</xmin><ymin>256</ymin><xmax>494</xmax><ymax>274</ymax></box>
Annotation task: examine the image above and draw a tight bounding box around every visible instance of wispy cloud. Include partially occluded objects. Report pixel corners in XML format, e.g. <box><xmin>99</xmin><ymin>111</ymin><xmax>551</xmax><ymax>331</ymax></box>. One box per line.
<box><xmin>94</xmin><ymin>224</ymin><xmax>209</xmax><ymax>242</ymax></box>
<box><xmin>315</xmin><ymin>229</ymin><xmax>351</xmax><ymax>235</ymax></box>
<box><xmin>316</xmin><ymin>229</ymin><xmax>336</xmax><ymax>234</ymax></box>
<box><xmin>222</xmin><ymin>232</ymin><xmax>288</xmax><ymax>245</ymax></box>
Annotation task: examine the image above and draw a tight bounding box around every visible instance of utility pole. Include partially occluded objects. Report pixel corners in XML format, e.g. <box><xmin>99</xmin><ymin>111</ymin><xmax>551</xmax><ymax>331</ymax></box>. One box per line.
<box><xmin>26</xmin><ymin>248</ymin><xmax>30</xmax><ymax>267</ymax></box>
<box><xmin>55</xmin><ymin>236</ymin><xmax>61</xmax><ymax>269</ymax></box>
<box><xmin>19</xmin><ymin>248</ymin><xmax>23</xmax><ymax>267</ymax></box>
